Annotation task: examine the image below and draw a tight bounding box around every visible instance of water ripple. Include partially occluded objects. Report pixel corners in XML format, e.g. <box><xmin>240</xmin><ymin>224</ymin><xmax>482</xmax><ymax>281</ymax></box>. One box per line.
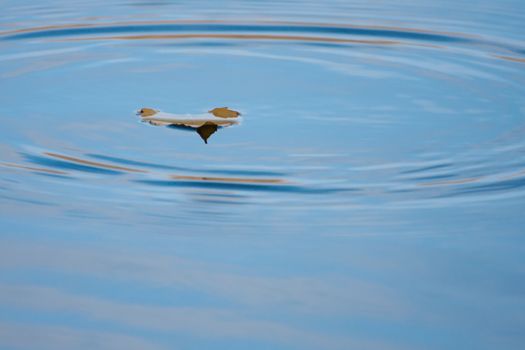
<box><xmin>1</xmin><ymin>22</ymin><xmax>470</xmax><ymax>43</ymax></box>
<box><xmin>2</xmin><ymin>20</ymin><xmax>523</xmax><ymax>63</ymax></box>
<box><xmin>0</xmin><ymin>16</ymin><xmax>524</xmax><ymax>212</ymax></box>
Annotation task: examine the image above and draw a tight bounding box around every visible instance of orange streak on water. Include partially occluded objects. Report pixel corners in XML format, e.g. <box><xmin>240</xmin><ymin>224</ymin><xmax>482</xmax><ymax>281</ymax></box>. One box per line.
<box><xmin>494</xmin><ymin>55</ymin><xmax>525</xmax><ymax>63</ymax></box>
<box><xmin>0</xmin><ymin>162</ymin><xmax>68</xmax><ymax>175</ymax></box>
<box><xmin>0</xmin><ymin>19</ymin><xmax>466</xmax><ymax>39</ymax></box>
<box><xmin>418</xmin><ymin>177</ymin><xmax>479</xmax><ymax>186</ymax></box>
<box><xmin>43</xmin><ymin>152</ymin><xmax>148</xmax><ymax>173</ymax></box>
<box><xmin>66</xmin><ymin>33</ymin><xmax>400</xmax><ymax>45</ymax></box>
<box><xmin>170</xmin><ymin>174</ymin><xmax>285</xmax><ymax>184</ymax></box>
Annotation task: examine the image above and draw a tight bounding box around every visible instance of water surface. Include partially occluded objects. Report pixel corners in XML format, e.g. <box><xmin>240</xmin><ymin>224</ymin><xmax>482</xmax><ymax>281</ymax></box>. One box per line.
<box><xmin>1</xmin><ymin>1</ymin><xmax>525</xmax><ymax>349</ymax></box>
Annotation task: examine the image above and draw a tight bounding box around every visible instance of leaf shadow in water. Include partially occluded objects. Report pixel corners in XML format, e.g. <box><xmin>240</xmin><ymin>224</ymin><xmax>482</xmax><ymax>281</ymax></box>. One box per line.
<box><xmin>168</xmin><ymin>123</ymin><xmax>219</xmax><ymax>144</ymax></box>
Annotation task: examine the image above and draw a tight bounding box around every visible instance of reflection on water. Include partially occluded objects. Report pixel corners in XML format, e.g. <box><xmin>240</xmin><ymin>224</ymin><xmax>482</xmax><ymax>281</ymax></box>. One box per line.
<box><xmin>1</xmin><ymin>0</ymin><xmax>525</xmax><ymax>349</ymax></box>
<box><xmin>0</xmin><ymin>161</ymin><xmax>68</xmax><ymax>176</ymax></box>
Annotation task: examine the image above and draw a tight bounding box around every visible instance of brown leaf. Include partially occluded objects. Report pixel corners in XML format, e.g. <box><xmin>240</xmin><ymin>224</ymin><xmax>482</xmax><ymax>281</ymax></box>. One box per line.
<box><xmin>208</xmin><ymin>107</ymin><xmax>241</xmax><ymax>118</ymax></box>
<box><xmin>138</xmin><ymin>107</ymin><xmax>158</xmax><ymax>117</ymax></box>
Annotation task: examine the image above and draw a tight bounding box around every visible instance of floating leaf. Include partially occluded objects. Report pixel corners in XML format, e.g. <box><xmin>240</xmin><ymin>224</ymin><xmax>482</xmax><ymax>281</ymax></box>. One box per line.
<box><xmin>138</xmin><ymin>107</ymin><xmax>158</xmax><ymax>117</ymax></box>
<box><xmin>208</xmin><ymin>107</ymin><xmax>241</xmax><ymax>118</ymax></box>
<box><xmin>137</xmin><ymin>107</ymin><xmax>241</xmax><ymax>144</ymax></box>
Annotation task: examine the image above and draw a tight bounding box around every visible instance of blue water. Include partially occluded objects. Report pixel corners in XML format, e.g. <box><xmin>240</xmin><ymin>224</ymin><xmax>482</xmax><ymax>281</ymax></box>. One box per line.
<box><xmin>1</xmin><ymin>1</ymin><xmax>525</xmax><ymax>349</ymax></box>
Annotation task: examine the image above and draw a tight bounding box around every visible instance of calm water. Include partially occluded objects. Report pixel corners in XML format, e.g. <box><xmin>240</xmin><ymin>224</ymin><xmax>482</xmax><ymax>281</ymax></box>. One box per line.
<box><xmin>1</xmin><ymin>1</ymin><xmax>525</xmax><ymax>349</ymax></box>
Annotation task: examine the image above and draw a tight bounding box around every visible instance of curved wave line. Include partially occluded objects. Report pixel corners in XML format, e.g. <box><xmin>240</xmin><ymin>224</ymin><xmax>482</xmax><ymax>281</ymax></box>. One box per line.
<box><xmin>1</xmin><ymin>22</ymin><xmax>469</xmax><ymax>44</ymax></box>
<box><xmin>43</xmin><ymin>152</ymin><xmax>147</xmax><ymax>173</ymax></box>
<box><xmin>0</xmin><ymin>161</ymin><xmax>68</xmax><ymax>175</ymax></box>
<box><xmin>170</xmin><ymin>175</ymin><xmax>285</xmax><ymax>184</ymax></box>
<box><xmin>0</xmin><ymin>20</ymin><xmax>466</xmax><ymax>41</ymax></box>
<box><xmin>63</xmin><ymin>33</ymin><xmax>400</xmax><ymax>45</ymax></box>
